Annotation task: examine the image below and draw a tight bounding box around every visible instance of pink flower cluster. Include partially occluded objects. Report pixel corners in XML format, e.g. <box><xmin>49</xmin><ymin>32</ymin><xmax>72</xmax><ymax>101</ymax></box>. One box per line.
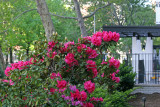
<box><xmin>50</xmin><ymin>88</ymin><xmax>56</xmax><ymax>94</ymax></box>
<box><xmin>86</xmin><ymin>60</ymin><xmax>98</xmax><ymax>78</ymax></box>
<box><xmin>110</xmin><ymin>73</ymin><xmax>120</xmax><ymax>83</ymax></box>
<box><xmin>109</xmin><ymin>57</ymin><xmax>120</xmax><ymax>69</ymax></box>
<box><xmin>90</xmin><ymin>97</ymin><xmax>103</xmax><ymax>102</ymax></box>
<box><xmin>86</xmin><ymin>47</ymin><xmax>98</xmax><ymax>59</ymax></box>
<box><xmin>84</xmin><ymin>80</ymin><xmax>95</xmax><ymax>94</ymax></box>
<box><xmin>103</xmin><ymin>31</ymin><xmax>120</xmax><ymax>42</ymax></box>
<box><xmin>70</xmin><ymin>89</ymin><xmax>87</xmax><ymax>101</ymax></box>
<box><xmin>77</xmin><ymin>44</ymin><xmax>86</xmax><ymax>53</ymax></box>
<box><xmin>2</xmin><ymin>79</ymin><xmax>14</xmax><ymax>85</ymax></box>
<box><xmin>91</xmin><ymin>32</ymin><xmax>102</xmax><ymax>46</ymax></box>
<box><xmin>69</xmin><ymin>85</ymin><xmax>77</xmax><ymax>92</ymax></box>
<box><xmin>47</xmin><ymin>51</ymin><xmax>57</xmax><ymax>58</ymax></box>
<box><xmin>50</xmin><ymin>72</ymin><xmax>62</xmax><ymax>79</ymax></box>
<box><xmin>61</xmin><ymin>94</ymin><xmax>83</xmax><ymax>106</ymax></box>
<box><xmin>47</xmin><ymin>41</ymin><xmax>56</xmax><ymax>52</ymax></box>
<box><xmin>4</xmin><ymin>59</ymin><xmax>33</xmax><ymax>77</ymax></box>
<box><xmin>65</xmin><ymin>53</ymin><xmax>78</xmax><ymax>67</ymax></box>
<box><xmin>56</xmin><ymin>80</ymin><xmax>67</xmax><ymax>89</ymax></box>
<box><xmin>76</xmin><ymin>44</ymin><xmax>99</xmax><ymax>59</ymax></box>
<box><xmin>64</xmin><ymin>41</ymin><xmax>75</xmax><ymax>49</ymax></box>
<box><xmin>83</xmin><ymin>102</ymin><xmax>94</xmax><ymax>107</ymax></box>
<box><xmin>91</xmin><ymin>31</ymin><xmax>120</xmax><ymax>46</ymax></box>
<box><xmin>79</xmin><ymin>36</ymin><xmax>92</xmax><ymax>44</ymax></box>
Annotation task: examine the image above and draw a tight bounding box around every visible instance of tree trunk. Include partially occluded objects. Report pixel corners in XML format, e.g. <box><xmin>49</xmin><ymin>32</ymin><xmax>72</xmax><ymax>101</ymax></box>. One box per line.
<box><xmin>26</xmin><ymin>43</ymin><xmax>30</xmax><ymax>60</ymax></box>
<box><xmin>0</xmin><ymin>46</ymin><xmax>5</xmax><ymax>71</ymax></box>
<box><xmin>73</xmin><ymin>0</ymin><xmax>87</xmax><ymax>37</ymax></box>
<box><xmin>6</xmin><ymin>54</ymin><xmax>8</xmax><ymax>66</ymax></box>
<box><xmin>10</xmin><ymin>47</ymin><xmax>13</xmax><ymax>63</ymax></box>
<box><xmin>36</xmin><ymin>0</ymin><xmax>55</xmax><ymax>41</ymax></box>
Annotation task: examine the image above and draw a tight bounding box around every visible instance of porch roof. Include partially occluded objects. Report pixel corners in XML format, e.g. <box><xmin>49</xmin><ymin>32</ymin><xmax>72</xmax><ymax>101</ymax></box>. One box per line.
<box><xmin>102</xmin><ymin>26</ymin><xmax>160</xmax><ymax>37</ymax></box>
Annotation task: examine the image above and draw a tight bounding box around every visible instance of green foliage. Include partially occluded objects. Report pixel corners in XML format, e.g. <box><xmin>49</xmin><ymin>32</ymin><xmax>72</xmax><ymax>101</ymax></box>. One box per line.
<box><xmin>116</xmin><ymin>62</ymin><xmax>136</xmax><ymax>92</ymax></box>
<box><xmin>104</xmin><ymin>89</ymin><xmax>136</xmax><ymax>107</ymax></box>
<box><xmin>90</xmin><ymin>85</ymin><xmax>136</xmax><ymax>107</ymax></box>
<box><xmin>0</xmin><ymin>39</ymin><xmax>67</xmax><ymax>106</ymax></box>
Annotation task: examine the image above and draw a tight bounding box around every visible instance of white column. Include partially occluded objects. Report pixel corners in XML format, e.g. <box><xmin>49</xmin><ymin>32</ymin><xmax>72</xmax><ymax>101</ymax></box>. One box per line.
<box><xmin>132</xmin><ymin>37</ymin><xmax>142</xmax><ymax>83</ymax></box>
<box><xmin>156</xmin><ymin>0</ymin><xmax>160</xmax><ymax>25</ymax></box>
<box><xmin>144</xmin><ymin>37</ymin><xmax>153</xmax><ymax>82</ymax></box>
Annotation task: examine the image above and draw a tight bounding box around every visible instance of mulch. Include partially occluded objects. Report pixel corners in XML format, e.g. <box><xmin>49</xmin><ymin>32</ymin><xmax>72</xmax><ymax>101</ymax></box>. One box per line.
<box><xmin>129</xmin><ymin>93</ymin><xmax>160</xmax><ymax>107</ymax></box>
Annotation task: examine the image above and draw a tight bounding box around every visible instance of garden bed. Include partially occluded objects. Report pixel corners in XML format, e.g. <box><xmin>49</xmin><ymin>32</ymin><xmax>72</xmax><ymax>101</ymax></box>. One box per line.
<box><xmin>129</xmin><ymin>93</ymin><xmax>160</xmax><ymax>107</ymax></box>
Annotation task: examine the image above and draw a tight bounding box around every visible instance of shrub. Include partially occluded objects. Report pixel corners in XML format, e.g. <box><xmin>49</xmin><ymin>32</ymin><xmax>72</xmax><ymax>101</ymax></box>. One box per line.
<box><xmin>104</xmin><ymin>89</ymin><xmax>136</xmax><ymax>107</ymax></box>
<box><xmin>116</xmin><ymin>62</ymin><xmax>136</xmax><ymax>92</ymax></box>
<box><xmin>0</xmin><ymin>31</ymin><xmax>121</xmax><ymax>106</ymax></box>
<box><xmin>90</xmin><ymin>85</ymin><xmax>136</xmax><ymax>107</ymax></box>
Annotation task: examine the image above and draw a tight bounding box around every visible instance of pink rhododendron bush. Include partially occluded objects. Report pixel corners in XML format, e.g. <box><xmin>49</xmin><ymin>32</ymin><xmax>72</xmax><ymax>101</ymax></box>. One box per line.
<box><xmin>0</xmin><ymin>31</ymin><xmax>120</xmax><ymax>106</ymax></box>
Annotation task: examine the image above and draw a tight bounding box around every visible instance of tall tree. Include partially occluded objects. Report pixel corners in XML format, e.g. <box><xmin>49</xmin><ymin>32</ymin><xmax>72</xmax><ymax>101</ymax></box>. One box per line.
<box><xmin>73</xmin><ymin>0</ymin><xmax>87</xmax><ymax>37</ymax></box>
<box><xmin>36</xmin><ymin>0</ymin><xmax>55</xmax><ymax>41</ymax></box>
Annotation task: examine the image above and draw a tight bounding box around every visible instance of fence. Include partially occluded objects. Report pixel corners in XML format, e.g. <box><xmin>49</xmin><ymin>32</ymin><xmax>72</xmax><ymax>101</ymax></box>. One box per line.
<box><xmin>107</xmin><ymin>53</ymin><xmax>160</xmax><ymax>84</ymax></box>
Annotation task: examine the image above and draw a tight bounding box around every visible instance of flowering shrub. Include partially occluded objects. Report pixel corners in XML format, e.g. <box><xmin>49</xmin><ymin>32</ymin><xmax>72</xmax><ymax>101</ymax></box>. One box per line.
<box><xmin>0</xmin><ymin>31</ymin><xmax>120</xmax><ymax>106</ymax></box>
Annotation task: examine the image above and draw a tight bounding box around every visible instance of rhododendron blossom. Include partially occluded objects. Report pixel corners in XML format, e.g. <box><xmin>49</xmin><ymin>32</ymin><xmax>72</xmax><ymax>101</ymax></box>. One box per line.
<box><xmin>82</xmin><ymin>36</ymin><xmax>92</xmax><ymax>43</ymax></box>
<box><xmin>59</xmin><ymin>88</ymin><xmax>66</xmax><ymax>93</ymax></box>
<box><xmin>91</xmin><ymin>36</ymin><xmax>102</xmax><ymax>46</ymax></box>
<box><xmin>79</xmin><ymin>91</ymin><xmax>87</xmax><ymax>101</ymax></box>
<box><xmin>2</xmin><ymin>79</ymin><xmax>14</xmax><ymax>85</ymax></box>
<box><xmin>50</xmin><ymin>88</ymin><xmax>56</xmax><ymax>94</ymax></box>
<box><xmin>110</xmin><ymin>72</ymin><xmax>120</xmax><ymax>83</ymax></box>
<box><xmin>70</xmin><ymin>89</ymin><xmax>80</xmax><ymax>100</ymax></box>
<box><xmin>92</xmin><ymin>32</ymin><xmax>103</xmax><ymax>38</ymax></box>
<box><xmin>69</xmin><ymin>85</ymin><xmax>77</xmax><ymax>92</ymax></box>
<box><xmin>86</xmin><ymin>60</ymin><xmax>98</xmax><ymax>78</ymax></box>
<box><xmin>88</xmin><ymin>50</ymin><xmax>98</xmax><ymax>59</ymax></box>
<box><xmin>47</xmin><ymin>51</ymin><xmax>57</xmax><ymax>58</ymax></box>
<box><xmin>103</xmin><ymin>31</ymin><xmax>113</xmax><ymax>42</ymax></box>
<box><xmin>64</xmin><ymin>41</ymin><xmax>74</xmax><ymax>48</ymax></box>
<box><xmin>86</xmin><ymin>47</ymin><xmax>98</xmax><ymax>59</ymax></box>
<box><xmin>50</xmin><ymin>72</ymin><xmax>62</xmax><ymax>79</ymax></box>
<box><xmin>109</xmin><ymin>57</ymin><xmax>120</xmax><ymax>69</ymax></box>
<box><xmin>65</xmin><ymin>53</ymin><xmax>78</xmax><ymax>66</ymax></box>
<box><xmin>90</xmin><ymin>97</ymin><xmax>103</xmax><ymax>102</ymax></box>
<box><xmin>77</xmin><ymin>44</ymin><xmax>86</xmax><ymax>53</ymax></box>
<box><xmin>48</xmin><ymin>41</ymin><xmax>56</xmax><ymax>51</ymax></box>
<box><xmin>84</xmin><ymin>80</ymin><xmax>95</xmax><ymax>93</ymax></box>
<box><xmin>56</xmin><ymin>80</ymin><xmax>67</xmax><ymax>89</ymax></box>
<box><xmin>4</xmin><ymin>67</ymin><xmax>11</xmax><ymax>77</ymax></box>
<box><xmin>83</xmin><ymin>102</ymin><xmax>94</xmax><ymax>107</ymax></box>
<box><xmin>112</xmin><ymin>32</ymin><xmax>120</xmax><ymax>42</ymax></box>
<box><xmin>70</xmin><ymin>89</ymin><xmax>87</xmax><ymax>102</ymax></box>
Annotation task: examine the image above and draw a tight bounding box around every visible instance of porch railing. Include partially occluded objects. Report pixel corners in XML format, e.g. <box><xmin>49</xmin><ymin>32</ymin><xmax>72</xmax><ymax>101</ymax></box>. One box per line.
<box><xmin>107</xmin><ymin>53</ymin><xmax>160</xmax><ymax>84</ymax></box>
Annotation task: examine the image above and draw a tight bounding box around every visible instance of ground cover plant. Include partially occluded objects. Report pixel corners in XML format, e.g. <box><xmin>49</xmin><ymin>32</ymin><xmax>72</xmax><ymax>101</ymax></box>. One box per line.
<box><xmin>0</xmin><ymin>31</ymin><xmax>121</xmax><ymax>106</ymax></box>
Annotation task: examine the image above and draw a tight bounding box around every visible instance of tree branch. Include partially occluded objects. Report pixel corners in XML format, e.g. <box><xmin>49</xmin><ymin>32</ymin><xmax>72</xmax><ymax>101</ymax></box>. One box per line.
<box><xmin>83</xmin><ymin>3</ymin><xmax>111</xmax><ymax>19</ymax></box>
<box><xmin>50</xmin><ymin>13</ymin><xmax>78</xmax><ymax>20</ymax></box>
<box><xmin>12</xmin><ymin>9</ymin><xmax>37</xmax><ymax>21</ymax></box>
<box><xmin>111</xmin><ymin>4</ymin><xmax>121</xmax><ymax>25</ymax></box>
